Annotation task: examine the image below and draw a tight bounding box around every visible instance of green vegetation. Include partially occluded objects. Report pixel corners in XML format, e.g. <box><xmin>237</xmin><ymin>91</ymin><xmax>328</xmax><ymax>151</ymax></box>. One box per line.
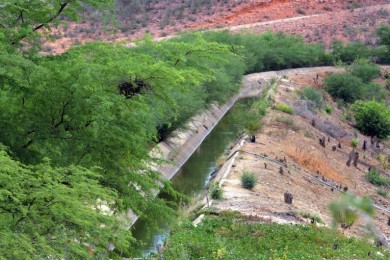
<box><xmin>352</xmin><ymin>100</ymin><xmax>390</xmax><ymax>139</ymax></box>
<box><xmin>240</xmin><ymin>171</ymin><xmax>258</xmax><ymax>189</ymax></box>
<box><xmin>295</xmin><ymin>211</ymin><xmax>324</xmax><ymax>224</ymax></box>
<box><xmin>325</xmin><ymin>105</ymin><xmax>333</xmax><ymax>114</ymax></box>
<box><xmin>365</xmin><ymin>169</ymin><xmax>390</xmax><ymax>187</ymax></box>
<box><xmin>275</xmin><ymin>102</ymin><xmax>294</xmax><ymax>114</ymax></box>
<box><xmin>348</xmin><ymin>59</ymin><xmax>381</xmax><ymax>83</ymax></box>
<box><xmin>195</xmin><ymin>30</ymin><xmax>331</xmax><ymax>73</ymax></box>
<box><xmin>163</xmin><ymin>211</ymin><xmax>389</xmax><ymax>259</ymax></box>
<box><xmin>377</xmin><ymin>188</ymin><xmax>389</xmax><ymax>198</ymax></box>
<box><xmin>329</xmin><ymin>194</ymin><xmax>374</xmax><ymax>229</ymax></box>
<box><xmin>298</xmin><ymin>87</ymin><xmax>323</xmax><ymax>109</ymax></box>
<box><xmin>324</xmin><ymin>73</ymin><xmax>366</xmax><ymax>103</ymax></box>
<box><xmin>351</xmin><ymin>138</ymin><xmax>359</xmax><ymax>149</ymax></box>
<box><xmin>3</xmin><ymin>1</ymin><xmax>390</xmax><ymax>257</ymax></box>
<box><xmin>274</xmin><ymin>116</ymin><xmax>300</xmax><ymax>131</ymax></box>
<box><xmin>210</xmin><ymin>182</ymin><xmax>223</xmax><ymax>200</ymax></box>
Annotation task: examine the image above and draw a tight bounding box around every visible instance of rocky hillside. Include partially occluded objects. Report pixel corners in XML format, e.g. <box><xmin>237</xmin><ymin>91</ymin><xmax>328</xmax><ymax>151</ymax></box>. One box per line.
<box><xmin>46</xmin><ymin>0</ymin><xmax>390</xmax><ymax>53</ymax></box>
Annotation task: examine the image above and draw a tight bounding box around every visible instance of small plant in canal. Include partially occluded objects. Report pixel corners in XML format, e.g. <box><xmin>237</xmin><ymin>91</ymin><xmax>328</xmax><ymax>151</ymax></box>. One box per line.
<box><xmin>241</xmin><ymin>171</ymin><xmax>258</xmax><ymax>189</ymax></box>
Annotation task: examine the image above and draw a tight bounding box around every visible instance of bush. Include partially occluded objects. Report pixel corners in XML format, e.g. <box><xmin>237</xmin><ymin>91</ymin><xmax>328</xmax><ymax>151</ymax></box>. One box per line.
<box><xmin>348</xmin><ymin>59</ymin><xmax>381</xmax><ymax>83</ymax></box>
<box><xmin>351</xmin><ymin>139</ymin><xmax>359</xmax><ymax>148</ymax></box>
<box><xmin>324</xmin><ymin>73</ymin><xmax>365</xmax><ymax>103</ymax></box>
<box><xmin>241</xmin><ymin>171</ymin><xmax>258</xmax><ymax>189</ymax></box>
<box><xmin>364</xmin><ymin>82</ymin><xmax>386</xmax><ymax>101</ymax></box>
<box><xmin>331</xmin><ymin>41</ymin><xmax>371</xmax><ymax>64</ymax></box>
<box><xmin>210</xmin><ymin>182</ymin><xmax>223</xmax><ymax>199</ymax></box>
<box><xmin>274</xmin><ymin>102</ymin><xmax>294</xmax><ymax>114</ymax></box>
<box><xmin>298</xmin><ymin>87</ymin><xmax>323</xmax><ymax>108</ymax></box>
<box><xmin>365</xmin><ymin>169</ymin><xmax>390</xmax><ymax>187</ymax></box>
<box><xmin>325</xmin><ymin>105</ymin><xmax>333</xmax><ymax>114</ymax></box>
<box><xmin>351</xmin><ymin>100</ymin><xmax>390</xmax><ymax>139</ymax></box>
<box><xmin>386</xmin><ymin>79</ymin><xmax>390</xmax><ymax>91</ymax></box>
<box><xmin>377</xmin><ymin>188</ymin><xmax>388</xmax><ymax>198</ymax></box>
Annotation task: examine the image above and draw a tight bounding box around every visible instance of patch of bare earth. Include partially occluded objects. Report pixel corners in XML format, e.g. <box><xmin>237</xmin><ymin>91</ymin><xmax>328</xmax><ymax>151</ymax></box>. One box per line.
<box><xmin>44</xmin><ymin>0</ymin><xmax>389</xmax><ymax>53</ymax></box>
<box><xmin>213</xmin><ymin>67</ymin><xmax>390</xmax><ymax>241</ymax></box>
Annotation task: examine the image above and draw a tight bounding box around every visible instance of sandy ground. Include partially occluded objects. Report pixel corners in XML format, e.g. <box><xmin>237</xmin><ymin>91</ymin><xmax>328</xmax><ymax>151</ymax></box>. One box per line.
<box><xmin>212</xmin><ymin>67</ymin><xmax>390</xmax><ymax>242</ymax></box>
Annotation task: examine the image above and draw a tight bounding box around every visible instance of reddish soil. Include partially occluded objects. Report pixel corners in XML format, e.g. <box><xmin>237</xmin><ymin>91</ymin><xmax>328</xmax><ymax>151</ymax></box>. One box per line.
<box><xmin>44</xmin><ymin>0</ymin><xmax>390</xmax><ymax>54</ymax></box>
<box><xmin>212</xmin><ymin>67</ymin><xmax>390</xmax><ymax>242</ymax></box>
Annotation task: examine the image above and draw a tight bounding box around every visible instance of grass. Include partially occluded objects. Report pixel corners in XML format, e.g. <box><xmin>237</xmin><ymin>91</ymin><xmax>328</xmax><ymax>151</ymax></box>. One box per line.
<box><xmin>210</xmin><ymin>182</ymin><xmax>223</xmax><ymax>200</ymax></box>
<box><xmin>163</xmin><ymin>211</ymin><xmax>389</xmax><ymax>259</ymax></box>
<box><xmin>376</xmin><ymin>188</ymin><xmax>388</xmax><ymax>198</ymax></box>
<box><xmin>274</xmin><ymin>102</ymin><xmax>294</xmax><ymax>115</ymax></box>
<box><xmin>365</xmin><ymin>169</ymin><xmax>390</xmax><ymax>187</ymax></box>
<box><xmin>325</xmin><ymin>105</ymin><xmax>333</xmax><ymax>114</ymax></box>
<box><xmin>295</xmin><ymin>211</ymin><xmax>324</xmax><ymax>224</ymax></box>
<box><xmin>274</xmin><ymin>116</ymin><xmax>300</xmax><ymax>131</ymax></box>
<box><xmin>241</xmin><ymin>171</ymin><xmax>258</xmax><ymax>189</ymax></box>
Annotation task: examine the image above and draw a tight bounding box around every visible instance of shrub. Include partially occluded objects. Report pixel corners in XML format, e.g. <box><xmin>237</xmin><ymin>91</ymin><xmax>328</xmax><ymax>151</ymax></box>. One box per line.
<box><xmin>386</xmin><ymin>79</ymin><xmax>390</xmax><ymax>91</ymax></box>
<box><xmin>324</xmin><ymin>73</ymin><xmax>365</xmax><ymax>103</ymax></box>
<box><xmin>210</xmin><ymin>182</ymin><xmax>223</xmax><ymax>199</ymax></box>
<box><xmin>274</xmin><ymin>102</ymin><xmax>294</xmax><ymax>114</ymax></box>
<box><xmin>377</xmin><ymin>188</ymin><xmax>388</xmax><ymax>198</ymax></box>
<box><xmin>274</xmin><ymin>116</ymin><xmax>300</xmax><ymax>131</ymax></box>
<box><xmin>351</xmin><ymin>100</ymin><xmax>390</xmax><ymax>139</ymax></box>
<box><xmin>365</xmin><ymin>169</ymin><xmax>390</xmax><ymax>186</ymax></box>
<box><xmin>331</xmin><ymin>41</ymin><xmax>371</xmax><ymax>64</ymax></box>
<box><xmin>241</xmin><ymin>171</ymin><xmax>258</xmax><ymax>189</ymax></box>
<box><xmin>348</xmin><ymin>59</ymin><xmax>381</xmax><ymax>83</ymax></box>
<box><xmin>298</xmin><ymin>87</ymin><xmax>323</xmax><ymax>108</ymax></box>
<box><xmin>325</xmin><ymin>105</ymin><xmax>333</xmax><ymax>114</ymax></box>
<box><xmin>351</xmin><ymin>139</ymin><xmax>359</xmax><ymax>148</ymax></box>
<box><xmin>364</xmin><ymin>82</ymin><xmax>386</xmax><ymax>101</ymax></box>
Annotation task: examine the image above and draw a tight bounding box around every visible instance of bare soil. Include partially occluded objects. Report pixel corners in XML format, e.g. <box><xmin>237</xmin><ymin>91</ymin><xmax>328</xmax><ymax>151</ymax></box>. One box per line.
<box><xmin>44</xmin><ymin>0</ymin><xmax>390</xmax><ymax>53</ymax></box>
<box><xmin>213</xmin><ymin>67</ymin><xmax>390</xmax><ymax>241</ymax></box>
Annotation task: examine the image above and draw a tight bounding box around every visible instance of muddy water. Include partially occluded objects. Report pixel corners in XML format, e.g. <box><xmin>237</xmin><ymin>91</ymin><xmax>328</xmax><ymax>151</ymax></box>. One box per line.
<box><xmin>132</xmin><ymin>103</ymin><xmax>244</xmax><ymax>257</ymax></box>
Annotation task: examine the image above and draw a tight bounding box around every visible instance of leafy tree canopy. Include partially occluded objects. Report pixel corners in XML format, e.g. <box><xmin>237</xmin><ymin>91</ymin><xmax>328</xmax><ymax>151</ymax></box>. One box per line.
<box><xmin>0</xmin><ymin>147</ymin><xmax>133</xmax><ymax>258</ymax></box>
<box><xmin>351</xmin><ymin>100</ymin><xmax>390</xmax><ymax>139</ymax></box>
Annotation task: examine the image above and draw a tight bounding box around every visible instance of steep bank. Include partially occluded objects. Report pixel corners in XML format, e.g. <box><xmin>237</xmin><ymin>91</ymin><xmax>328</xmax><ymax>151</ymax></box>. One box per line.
<box><xmin>211</xmin><ymin>66</ymin><xmax>390</xmax><ymax>244</ymax></box>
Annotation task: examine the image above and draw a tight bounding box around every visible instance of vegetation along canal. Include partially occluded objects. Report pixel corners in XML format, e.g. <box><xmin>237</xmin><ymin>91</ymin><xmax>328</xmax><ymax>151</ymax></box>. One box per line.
<box><xmin>131</xmin><ymin>101</ymin><xmax>248</xmax><ymax>256</ymax></box>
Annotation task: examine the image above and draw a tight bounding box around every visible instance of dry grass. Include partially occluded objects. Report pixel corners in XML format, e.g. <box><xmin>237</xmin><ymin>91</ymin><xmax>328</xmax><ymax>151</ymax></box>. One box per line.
<box><xmin>284</xmin><ymin>145</ymin><xmax>346</xmax><ymax>184</ymax></box>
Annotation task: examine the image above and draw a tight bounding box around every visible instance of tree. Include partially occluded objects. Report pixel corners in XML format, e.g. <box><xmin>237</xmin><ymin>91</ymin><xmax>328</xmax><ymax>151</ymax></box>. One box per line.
<box><xmin>352</xmin><ymin>100</ymin><xmax>390</xmax><ymax>139</ymax></box>
<box><xmin>0</xmin><ymin>0</ymin><xmax>112</xmax><ymax>44</ymax></box>
<box><xmin>0</xmin><ymin>148</ymin><xmax>133</xmax><ymax>258</ymax></box>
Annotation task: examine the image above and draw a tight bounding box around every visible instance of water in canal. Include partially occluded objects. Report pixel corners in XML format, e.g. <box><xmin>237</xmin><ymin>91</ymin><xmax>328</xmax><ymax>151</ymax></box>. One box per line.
<box><xmin>132</xmin><ymin>102</ymin><xmax>246</xmax><ymax>256</ymax></box>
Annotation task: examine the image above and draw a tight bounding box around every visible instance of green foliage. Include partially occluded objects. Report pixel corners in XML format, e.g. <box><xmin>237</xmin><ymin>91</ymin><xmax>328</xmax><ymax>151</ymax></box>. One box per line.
<box><xmin>298</xmin><ymin>87</ymin><xmax>323</xmax><ymax>109</ymax></box>
<box><xmin>365</xmin><ymin>169</ymin><xmax>390</xmax><ymax>187</ymax></box>
<box><xmin>376</xmin><ymin>188</ymin><xmax>388</xmax><ymax>198</ymax></box>
<box><xmin>386</xmin><ymin>79</ymin><xmax>390</xmax><ymax>90</ymax></box>
<box><xmin>274</xmin><ymin>116</ymin><xmax>300</xmax><ymax>131</ymax></box>
<box><xmin>241</xmin><ymin>171</ymin><xmax>258</xmax><ymax>189</ymax></box>
<box><xmin>210</xmin><ymin>182</ymin><xmax>223</xmax><ymax>200</ymax></box>
<box><xmin>197</xmin><ymin>30</ymin><xmax>329</xmax><ymax>74</ymax></box>
<box><xmin>348</xmin><ymin>59</ymin><xmax>381</xmax><ymax>83</ymax></box>
<box><xmin>329</xmin><ymin>194</ymin><xmax>374</xmax><ymax>229</ymax></box>
<box><xmin>0</xmin><ymin>0</ymin><xmax>112</xmax><ymax>45</ymax></box>
<box><xmin>331</xmin><ymin>41</ymin><xmax>372</xmax><ymax>64</ymax></box>
<box><xmin>325</xmin><ymin>105</ymin><xmax>333</xmax><ymax>114</ymax></box>
<box><xmin>296</xmin><ymin>211</ymin><xmax>324</xmax><ymax>224</ymax></box>
<box><xmin>324</xmin><ymin>73</ymin><xmax>366</xmax><ymax>103</ymax></box>
<box><xmin>0</xmin><ymin>148</ymin><xmax>133</xmax><ymax>258</ymax></box>
<box><xmin>351</xmin><ymin>100</ymin><xmax>390</xmax><ymax>139</ymax></box>
<box><xmin>351</xmin><ymin>139</ymin><xmax>359</xmax><ymax>149</ymax></box>
<box><xmin>163</xmin><ymin>211</ymin><xmax>389</xmax><ymax>259</ymax></box>
<box><xmin>275</xmin><ymin>102</ymin><xmax>294</xmax><ymax>114</ymax></box>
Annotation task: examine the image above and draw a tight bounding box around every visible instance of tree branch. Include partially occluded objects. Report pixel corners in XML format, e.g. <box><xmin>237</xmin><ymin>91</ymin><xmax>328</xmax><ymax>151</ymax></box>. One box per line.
<box><xmin>33</xmin><ymin>3</ymin><xmax>68</xmax><ymax>32</ymax></box>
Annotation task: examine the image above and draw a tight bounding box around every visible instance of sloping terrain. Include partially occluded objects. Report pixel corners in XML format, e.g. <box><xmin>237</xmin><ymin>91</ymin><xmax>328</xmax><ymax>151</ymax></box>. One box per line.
<box><xmin>213</xmin><ymin>67</ymin><xmax>390</xmax><ymax>242</ymax></box>
<box><xmin>46</xmin><ymin>0</ymin><xmax>390</xmax><ymax>53</ymax></box>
